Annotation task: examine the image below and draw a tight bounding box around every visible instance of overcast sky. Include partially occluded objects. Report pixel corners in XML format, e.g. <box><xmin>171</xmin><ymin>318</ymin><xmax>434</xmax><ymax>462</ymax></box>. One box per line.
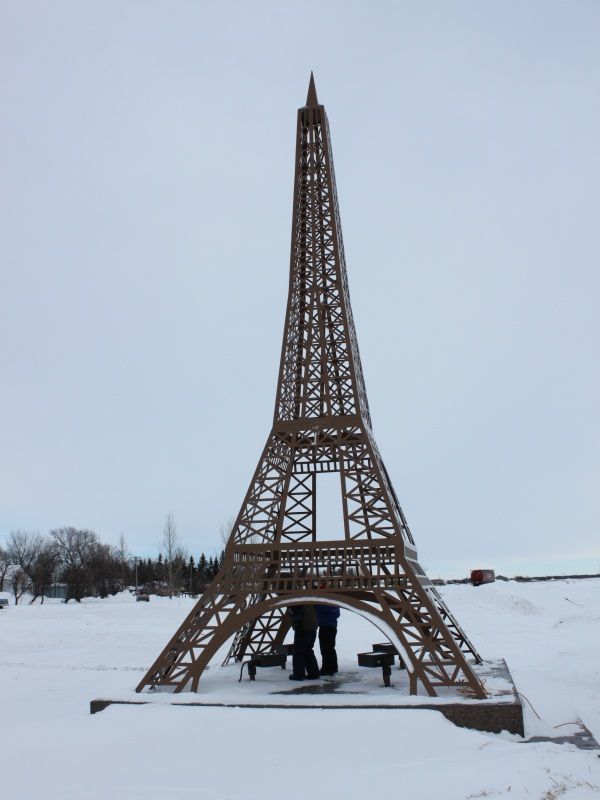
<box><xmin>1</xmin><ymin>2</ymin><xmax>598</xmax><ymax>576</ymax></box>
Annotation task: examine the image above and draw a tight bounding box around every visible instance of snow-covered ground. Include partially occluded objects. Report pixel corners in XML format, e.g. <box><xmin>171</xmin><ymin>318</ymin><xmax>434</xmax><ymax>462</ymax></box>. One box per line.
<box><xmin>1</xmin><ymin>579</ymin><xmax>599</xmax><ymax>799</ymax></box>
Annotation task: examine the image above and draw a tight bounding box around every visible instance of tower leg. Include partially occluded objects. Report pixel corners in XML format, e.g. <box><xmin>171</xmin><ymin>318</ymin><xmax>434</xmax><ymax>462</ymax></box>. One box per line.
<box><xmin>369</xmin><ymin>582</ymin><xmax>485</xmax><ymax>698</ymax></box>
<box><xmin>136</xmin><ymin>584</ymin><xmax>250</xmax><ymax>693</ymax></box>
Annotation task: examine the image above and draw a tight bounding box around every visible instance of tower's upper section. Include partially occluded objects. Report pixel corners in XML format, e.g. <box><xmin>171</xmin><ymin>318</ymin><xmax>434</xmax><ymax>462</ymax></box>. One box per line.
<box><xmin>274</xmin><ymin>74</ymin><xmax>372</xmax><ymax>428</ymax></box>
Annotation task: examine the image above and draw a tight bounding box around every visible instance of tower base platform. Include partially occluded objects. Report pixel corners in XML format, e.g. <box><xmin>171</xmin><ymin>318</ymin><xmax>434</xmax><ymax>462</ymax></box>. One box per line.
<box><xmin>91</xmin><ymin>657</ymin><xmax>524</xmax><ymax>736</ymax></box>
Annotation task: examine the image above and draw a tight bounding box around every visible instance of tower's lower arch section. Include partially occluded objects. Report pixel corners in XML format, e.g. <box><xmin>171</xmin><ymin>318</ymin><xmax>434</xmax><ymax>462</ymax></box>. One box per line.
<box><xmin>136</xmin><ymin>589</ymin><xmax>484</xmax><ymax>698</ymax></box>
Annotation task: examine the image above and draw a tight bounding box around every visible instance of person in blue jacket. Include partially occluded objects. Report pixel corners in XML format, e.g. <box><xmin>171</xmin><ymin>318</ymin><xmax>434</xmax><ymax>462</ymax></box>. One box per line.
<box><xmin>316</xmin><ymin>604</ymin><xmax>340</xmax><ymax>675</ymax></box>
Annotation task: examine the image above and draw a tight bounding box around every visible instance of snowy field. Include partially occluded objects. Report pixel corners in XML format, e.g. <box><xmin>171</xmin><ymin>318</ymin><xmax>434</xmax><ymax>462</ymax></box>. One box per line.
<box><xmin>1</xmin><ymin>579</ymin><xmax>599</xmax><ymax>799</ymax></box>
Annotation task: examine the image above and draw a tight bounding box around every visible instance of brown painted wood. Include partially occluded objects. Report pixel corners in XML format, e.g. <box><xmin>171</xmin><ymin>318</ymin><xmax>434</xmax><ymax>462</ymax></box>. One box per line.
<box><xmin>136</xmin><ymin>75</ymin><xmax>485</xmax><ymax>700</ymax></box>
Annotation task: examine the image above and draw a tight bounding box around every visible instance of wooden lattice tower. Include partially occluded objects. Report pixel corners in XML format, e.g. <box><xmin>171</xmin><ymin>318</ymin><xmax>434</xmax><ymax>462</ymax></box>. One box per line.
<box><xmin>137</xmin><ymin>75</ymin><xmax>485</xmax><ymax>699</ymax></box>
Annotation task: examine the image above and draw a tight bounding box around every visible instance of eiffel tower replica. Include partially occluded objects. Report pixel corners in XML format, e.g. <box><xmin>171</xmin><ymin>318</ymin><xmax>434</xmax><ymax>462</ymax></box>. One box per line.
<box><xmin>136</xmin><ymin>75</ymin><xmax>485</xmax><ymax>699</ymax></box>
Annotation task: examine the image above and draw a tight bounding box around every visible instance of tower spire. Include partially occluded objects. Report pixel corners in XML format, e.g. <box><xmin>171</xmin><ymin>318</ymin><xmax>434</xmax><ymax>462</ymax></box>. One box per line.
<box><xmin>306</xmin><ymin>71</ymin><xmax>318</xmax><ymax>106</ymax></box>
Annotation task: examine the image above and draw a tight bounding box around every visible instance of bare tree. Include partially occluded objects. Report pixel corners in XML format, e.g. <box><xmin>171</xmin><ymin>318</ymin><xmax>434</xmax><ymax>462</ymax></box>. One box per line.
<box><xmin>12</xmin><ymin>568</ymin><xmax>30</xmax><ymax>604</ymax></box>
<box><xmin>6</xmin><ymin>530</ymin><xmax>41</xmax><ymax>603</ymax></box>
<box><xmin>50</xmin><ymin>527</ymin><xmax>97</xmax><ymax>602</ymax></box>
<box><xmin>218</xmin><ymin>516</ymin><xmax>236</xmax><ymax>548</ymax></box>
<box><xmin>7</xmin><ymin>530</ymin><xmax>39</xmax><ymax>575</ymax></box>
<box><xmin>28</xmin><ymin>540</ymin><xmax>59</xmax><ymax>604</ymax></box>
<box><xmin>87</xmin><ymin>541</ymin><xmax>121</xmax><ymax>598</ymax></box>
<box><xmin>0</xmin><ymin>545</ymin><xmax>10</xmax><ymax>592</ymax></box>
<box><xmin>162</xmin><ymin>512</ymin><xmax>178</xmax><ymax>599</ymax></box>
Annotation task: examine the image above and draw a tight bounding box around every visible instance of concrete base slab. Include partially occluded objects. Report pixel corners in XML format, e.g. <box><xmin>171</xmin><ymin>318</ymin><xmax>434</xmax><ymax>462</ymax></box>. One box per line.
<box><xmin>91</xmin><ymin>657</ymin><xmax>525</xmax><ymax>736</ymax></box>
<box><xmin>90</xmin><ymin>694</ymin><xmax>524</xmax><ymax>736</ymax></box>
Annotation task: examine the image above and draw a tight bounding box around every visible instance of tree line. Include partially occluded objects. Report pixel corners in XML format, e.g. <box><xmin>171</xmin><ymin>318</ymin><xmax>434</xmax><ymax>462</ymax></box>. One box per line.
<box><xmin>0</xmin><ymin>514</ymin><xmax>227</xmax><ymax>604</ymax></box>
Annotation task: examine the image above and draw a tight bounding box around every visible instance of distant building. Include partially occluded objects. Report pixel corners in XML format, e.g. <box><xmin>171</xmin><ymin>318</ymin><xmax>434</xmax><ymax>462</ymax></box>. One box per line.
<box><xmin>471</xmin><ymin>569</ymin><xmax>495</xmax><ymax>586</ymax></box>
<box><xmin>44</xmin><ymin>583</ymin><xmax>68</xmax><ymax>600</ymax></box>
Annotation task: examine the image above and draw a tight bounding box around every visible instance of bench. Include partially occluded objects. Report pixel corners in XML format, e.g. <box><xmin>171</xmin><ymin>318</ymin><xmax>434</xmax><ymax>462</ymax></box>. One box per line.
<box><xmin>136</xmin><ymin>593</ymin><xmax>150</xmax><ymax>602</ymax></box>
<box><xmin>372</xmin><ymin>641</ymin><xmax>406</xmax><ymax>669</ymax></box>
<box><xmin>273</xmin><ymin>643</ymin><xmax>295</xmax><ymax>657</ymax></box>
<box><xmin>0</xmin><ymin>598</ymin><xmax>8</xmax><ymax>610</ymax></box>
<box><xmin>240</xmin><ymin>652</ymin><xmax>288</xmax><ymax>681</ymax></box>
<box><xmin>357</xmin><ymin>651</ymin><xmax>395</xmax><ymax>686</ymax></box>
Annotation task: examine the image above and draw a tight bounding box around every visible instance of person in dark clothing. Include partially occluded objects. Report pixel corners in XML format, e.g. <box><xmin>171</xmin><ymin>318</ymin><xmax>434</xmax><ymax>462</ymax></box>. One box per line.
<box><xmin>316</xmin><ymin>604</ymin><xmax>340</xmax><ymax>675</ymax></box>
<box><xmin>287</xmin><ymin>605</ymin><xmax>319</xmax><ymax>681</ymax></box>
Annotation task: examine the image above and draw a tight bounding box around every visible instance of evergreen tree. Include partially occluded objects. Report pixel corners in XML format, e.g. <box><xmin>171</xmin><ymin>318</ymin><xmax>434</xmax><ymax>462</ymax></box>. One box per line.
<box><xmin>187</xmin><ymin>556</ymin><xmax>195</xmax><ymax>593</ymax></box>
<box><xmin>198</xmin><ymin>553</ymin><xmax>207</xmax><ymax>581</ymax></box>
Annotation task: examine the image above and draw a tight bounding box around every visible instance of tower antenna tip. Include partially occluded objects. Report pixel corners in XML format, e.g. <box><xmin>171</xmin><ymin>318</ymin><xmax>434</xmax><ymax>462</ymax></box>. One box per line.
<box><xmin>306</xmin><ymin>72</ymin><xmax>318</xmax><ymax>106</ymax></box>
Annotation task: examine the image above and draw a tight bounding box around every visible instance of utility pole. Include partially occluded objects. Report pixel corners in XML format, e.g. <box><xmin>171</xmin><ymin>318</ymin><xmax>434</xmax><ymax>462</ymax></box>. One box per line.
<box><xmin>119</xmin><ymin>532</ymin><xmax>127</xmax><ymax>590</ymax></box>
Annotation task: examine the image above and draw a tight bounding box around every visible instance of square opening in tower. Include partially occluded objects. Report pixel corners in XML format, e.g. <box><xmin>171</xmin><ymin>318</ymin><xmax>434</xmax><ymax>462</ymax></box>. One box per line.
<box><xmin>315</xmin><ymin>470</ymin><xmax>345</xmax><ymax>541</ymax></box>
